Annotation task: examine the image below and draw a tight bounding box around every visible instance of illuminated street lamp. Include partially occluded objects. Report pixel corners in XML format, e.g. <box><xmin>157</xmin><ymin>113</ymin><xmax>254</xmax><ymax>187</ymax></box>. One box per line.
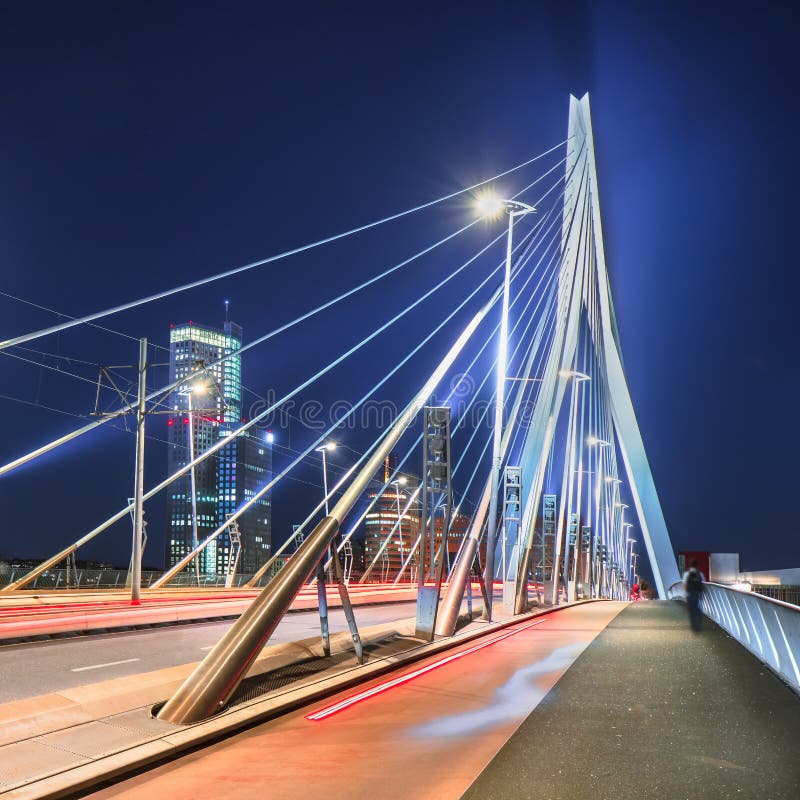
<box><xmin>476</xmin><ymin>191</ymin><xmax>536</xmax><ymax>618</ymax></box>
<box><xmin>180</xmin><ymin>376</ymin><xmax>210</xmax><ymax>585</ymax></box>
<box><xmin>392</xmin><ymin>476</ymin><xmax>408</xmax><ymax>571</ymax></box>
<box><xmin>314</xmin><ymin>440</ymin><xmax>337</xmax><ymax>651</ymax></box>
<box><xmin>556</xmin><ymin>369</ymin><xmax>590</xmax><ymax>603</ymax></box>
<box><xmin>315</xmin><ymin>441</ymin><xmax>337</xmax><ymax>515</ymax></box>
<box><xmin>587</xmin><ymin>436</ymin><xmax>611</xmax><ymax>596</ymax></box>
<box><xmin>624</xmin><ymin>523</ymin><xmax>635</xmax><ymax>584</ymax></box>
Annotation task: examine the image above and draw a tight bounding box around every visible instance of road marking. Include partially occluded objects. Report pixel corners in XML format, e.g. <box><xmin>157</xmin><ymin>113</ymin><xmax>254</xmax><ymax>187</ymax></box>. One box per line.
<box><xmin>71</xmin><ymin>658</ymin><xmax>140</xmax><ymax>672</ymax></box>
<box><xmin>200</xmin><ymin>645</ymin><xmax>214</xmax><ymax>651</ymax></box>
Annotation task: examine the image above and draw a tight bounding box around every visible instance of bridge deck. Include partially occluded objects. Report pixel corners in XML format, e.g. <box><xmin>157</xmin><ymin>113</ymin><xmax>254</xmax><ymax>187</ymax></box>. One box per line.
<box><xmin>463</xmin><ymin>601</ymin><xmax>800</xmax><ymax>799</ymax></box>
<box><xmin>18</xmin><ymin>601</ymin><xmax>800</xmax><ymax>799</ymax></box>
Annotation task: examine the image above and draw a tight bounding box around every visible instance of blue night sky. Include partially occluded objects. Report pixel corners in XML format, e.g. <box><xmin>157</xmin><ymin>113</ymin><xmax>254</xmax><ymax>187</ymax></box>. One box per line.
<box><xmin>0</xmin><ymin>1</ymin><xmax>797</xmax><ymax>575</ymax></box>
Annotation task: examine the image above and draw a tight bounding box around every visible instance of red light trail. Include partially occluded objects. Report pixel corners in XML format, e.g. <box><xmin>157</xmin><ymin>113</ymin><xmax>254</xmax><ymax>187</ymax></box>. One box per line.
<box><xmin>306</xmin><ymin>617</ymin><xmax>548</xmax><ymax>721</ymax></box>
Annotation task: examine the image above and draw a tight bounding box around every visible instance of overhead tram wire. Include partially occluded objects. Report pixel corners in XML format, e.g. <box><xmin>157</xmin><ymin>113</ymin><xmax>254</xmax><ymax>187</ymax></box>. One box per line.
<box><xmin>0</xmin><ymin>159</ymin><xmax>570</xmax><ymax>479</ymax></box>
<box><xmin>0</xmin><ymin>290</ymin><xmax>171</xmax><ymax>352</ymax></box>
<box><xmin>0</xmin><ymin>140</ymin><xmax>568</xmax><ymax>352</ymax></box>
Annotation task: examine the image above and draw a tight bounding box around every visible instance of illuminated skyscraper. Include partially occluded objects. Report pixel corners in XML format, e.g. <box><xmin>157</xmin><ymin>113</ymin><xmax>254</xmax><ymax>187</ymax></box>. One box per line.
<box><xmin>165</xmin><ymin>319</ymin><xmax>271</xmax><ymax>576</ymax></box>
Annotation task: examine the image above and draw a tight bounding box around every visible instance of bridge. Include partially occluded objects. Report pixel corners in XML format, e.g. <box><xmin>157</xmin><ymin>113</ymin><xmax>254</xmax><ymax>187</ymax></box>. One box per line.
<box><xmin>1</xmin><ymin>95</ymin><xmax>798</xmax><ymax>798</ymax></box>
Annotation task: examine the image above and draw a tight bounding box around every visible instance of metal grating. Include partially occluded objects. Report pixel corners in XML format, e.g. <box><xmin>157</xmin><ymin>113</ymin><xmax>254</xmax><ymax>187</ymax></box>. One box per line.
<box><xmin>229</xmin><ymin>634</ymin><xmax>415</xmax><ymax>707</ymax></box>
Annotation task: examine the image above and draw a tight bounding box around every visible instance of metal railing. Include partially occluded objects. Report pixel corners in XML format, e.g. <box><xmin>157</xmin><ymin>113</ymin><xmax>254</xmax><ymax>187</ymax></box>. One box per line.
<box><xmin>669</xmin><ymin>581</ymin><xmax>800</xmax><ymax>693</ymax></box>
<box><xmin>752</xmin><ymin>584</ymin><xmax>800</xmax><ymax>608</ymax></box>
<box><xmin>0</xmin><ymin>562</ymin><xmax>290</xmax><ymax>590</ymax></box>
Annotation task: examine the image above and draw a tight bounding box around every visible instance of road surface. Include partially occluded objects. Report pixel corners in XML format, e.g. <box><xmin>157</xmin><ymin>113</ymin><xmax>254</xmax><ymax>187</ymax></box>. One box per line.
<box><xmin>0</xmin><ymin>601</ymin><xmax>417</xmax><ymax>702</ymax></box>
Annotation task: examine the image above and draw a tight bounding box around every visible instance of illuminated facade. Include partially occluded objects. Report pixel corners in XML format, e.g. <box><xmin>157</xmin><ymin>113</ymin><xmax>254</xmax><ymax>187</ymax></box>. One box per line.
<box><xmin>361</xmin><ymin>456</ymin><xmax>476</xmax><ymax>581</ymax></box>
<box><xmin>363</xmin><ymin>471</ymin><xmax>420</xmax><ymax>580</ymax></box>
<box><xmin>165</xmin><ymin>320</ymin><xmax>271</xmax><ymax>576</ymax></box>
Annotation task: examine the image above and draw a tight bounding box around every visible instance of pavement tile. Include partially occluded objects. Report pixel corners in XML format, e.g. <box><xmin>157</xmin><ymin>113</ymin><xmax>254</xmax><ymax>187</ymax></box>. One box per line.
<box><xmin>33</xmin><ymin>720</ymin><xmax>150</xmax><ymax>760</ymax></box>
<box><xmin>0</xmin><ymin>739</ymin><xmax>91</xmax><ymax>787</ymax></box>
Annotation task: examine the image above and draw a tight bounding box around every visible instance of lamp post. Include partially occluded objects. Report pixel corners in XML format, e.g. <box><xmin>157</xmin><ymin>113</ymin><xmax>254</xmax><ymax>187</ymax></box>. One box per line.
<box><xmin>316</xmin><ymin>442</ymin><xmax>336</xmax><ymax>515</ymax></box>
<box><xmin>392</xmin><ymin>476</ymin><xmax>408</xmax><ymax>580</ymax></box>
<box><xmin>624</xmin><ymin>523</ymin><xmax>635</xmax><ymax>587</ymax></box>
<box><xmin>476</xmin><ymin>192</ymin><xmax>536</xmax><ymax>620</ymax></box>
<box><xmin>614</xmin><ymin>502</ymin><xmax>629</xmax><ymax>598</ymax></box>
<box><xmin>587</xmin><ymin>437</ymin><xmax>611</xmax><ymax>596</ymax></box>
<box><xmin>556</xmin><ymin>370</ymin><xmax>590</xmax><ymax>603</ymax></box>
<box><xmin>313</xmin><ymin>441</ymin><xmax>336</xmax><ymax>654</ymax></box>
<box><xmin>605</xmin><ymin>478</ymin><xmax>623</xmax><ymax>597</ymax></box>
<box><xmin>181</xmin><ymin>377</ymin><xmax>209</xmax><ymax>586</ymax></box>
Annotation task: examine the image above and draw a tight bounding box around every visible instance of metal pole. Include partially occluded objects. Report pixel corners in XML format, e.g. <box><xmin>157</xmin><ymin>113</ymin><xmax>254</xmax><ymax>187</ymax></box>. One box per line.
<box><xmin>395</xmin><ymin>482</ymin><xmax>405</xmax><ymax>577</ymax></box>
<box><xmin>187</xmin><ymin>391</ymin><xmax>200</xmax><ymax>585</ymax></box>
<box><xmin>321</xmin><ymin>448</ymin><xmax>330</xmax><ymax>515</ymax></box>
<box><xmin>553</xmin><ymin>374</ymin><xmax>579</xmax><ymax>605</ymax></box>
<box><xmin>316</xmin><ymin>447</ymin><xmax>331</xmax><ymax>655</ymax></box>
<box><xmin>131</xmin><ymin>338</ymin><xmax>147</xmax><ymax>603</ymax></box>
<box><xmin>483</xmin><ymin>211</ymin><xmax>514</xmax><ymax>620</ymax></box>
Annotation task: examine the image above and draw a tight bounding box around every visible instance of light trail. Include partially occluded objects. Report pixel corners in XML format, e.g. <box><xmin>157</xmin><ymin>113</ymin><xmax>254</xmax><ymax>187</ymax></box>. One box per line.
<box><xmin>306</xmin><ymin>617</ymin><xmax>548</xmax><ymax>721</ymax></box>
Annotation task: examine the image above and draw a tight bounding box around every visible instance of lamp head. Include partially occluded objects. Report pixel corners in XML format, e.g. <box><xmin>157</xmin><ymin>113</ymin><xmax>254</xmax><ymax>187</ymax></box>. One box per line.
<box><xmin>475</xmin><ymin>190</ymin><xmax>505</xmax><ymax>219</ymax></box>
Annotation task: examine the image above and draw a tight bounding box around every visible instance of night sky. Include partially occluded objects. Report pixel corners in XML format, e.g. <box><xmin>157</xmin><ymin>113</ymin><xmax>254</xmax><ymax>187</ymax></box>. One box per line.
<box><xmin>1</xmin><ymin>2</ymin><xmax>798</xmax><ymax>576</ymax></box>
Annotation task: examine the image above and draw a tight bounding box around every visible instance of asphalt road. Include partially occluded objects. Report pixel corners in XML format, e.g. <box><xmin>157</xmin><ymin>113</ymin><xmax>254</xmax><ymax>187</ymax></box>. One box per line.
<box><xmin>87</xmin><ymin>602</ymin><xmax>626</xmax><ymax>800</ymax></box>
<box><xmin>0</xmin><ymin>601</ymin><xmax>418</xmax><ymax>703</ymax></box>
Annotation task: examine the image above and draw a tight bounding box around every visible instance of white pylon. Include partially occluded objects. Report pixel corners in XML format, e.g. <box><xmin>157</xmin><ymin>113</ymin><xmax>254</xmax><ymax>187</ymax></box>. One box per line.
<box><xmin>514</xmin><ymin>94</ymin><xmax>679</xmax><ymax>602</ymax></box>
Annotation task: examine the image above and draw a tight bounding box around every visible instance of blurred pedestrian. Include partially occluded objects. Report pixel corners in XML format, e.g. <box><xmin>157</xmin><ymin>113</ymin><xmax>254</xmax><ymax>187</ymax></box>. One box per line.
<box><xmin>683</xmin><ymin>560</ymin><xmax>705</xmax><ymax>632</ymax></box>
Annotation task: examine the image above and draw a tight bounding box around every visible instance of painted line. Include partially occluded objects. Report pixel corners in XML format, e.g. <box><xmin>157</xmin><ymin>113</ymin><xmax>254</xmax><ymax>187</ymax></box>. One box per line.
<box><xmin>71</xmin><ymin>658</ymin><xmax>141</xmax><ymax>672</ymax></box>
<box><xmin>200</xmin><ymin>645</ymin><xmax>214</xmax><ymax>651</ymax></box>
<box><xmin>306</xmin><ymin>617</ymin><xmax>548</xmax><ymax>721</ymax></box>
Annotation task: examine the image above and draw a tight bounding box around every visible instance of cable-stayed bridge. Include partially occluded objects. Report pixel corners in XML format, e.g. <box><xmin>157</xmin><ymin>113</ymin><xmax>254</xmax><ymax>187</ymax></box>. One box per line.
<box><xmin>0</xmin><ymin>95</ymin><xmax>798</xmax><ymax>798</ymax></box>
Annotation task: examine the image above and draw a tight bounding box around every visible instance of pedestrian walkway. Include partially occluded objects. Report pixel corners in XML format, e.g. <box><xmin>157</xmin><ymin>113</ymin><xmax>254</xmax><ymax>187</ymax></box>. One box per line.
<box><xmin>462</xmin><ymin>602</ymin><xmax>800</xmax><ymax>799</ymax></box>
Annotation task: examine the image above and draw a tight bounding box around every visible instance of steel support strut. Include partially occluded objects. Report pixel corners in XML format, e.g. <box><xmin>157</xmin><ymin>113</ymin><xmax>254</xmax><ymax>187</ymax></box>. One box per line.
<box><xmin>157</xmin><ymin>286</ymin><xmax>499</xmax><ymax>724</ymax></box>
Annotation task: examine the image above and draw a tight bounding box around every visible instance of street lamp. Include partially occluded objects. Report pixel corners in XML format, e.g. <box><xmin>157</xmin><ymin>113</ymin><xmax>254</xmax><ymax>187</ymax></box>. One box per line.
<box><xmin>180</xmin><ymin>377</ymin><xmax>209</xmax><ymax>585</ymax></box>
<box><xmin>315</xmin><ymin>442</ymin><xmax>337</xmax><ymax>514</ymax></box>
<box><xmin>624</xmin><ymin>523</ymin><xmax>635</xmax><ymax>585</ymax></box>
<box><xmin>391</xmin><ymin>476</ymin><xmax>408</xmax><ymax>577</ymax></box>
<box><xmin>476</xmin><ymin>192</ymin><xmax>536</xmax><ymax>619</ymax></box>
<box><xmin>313</xmin><ymin>441</ymin><xmax>336</xmax><ymax>651</ymax></box>
<box><xmin>587</xmin><ymin>436</ymin><xmax>611</xmax><ymax>596</ymax></box>
<box><xmin>555</xmin><ymin>370</ymin><xmax>590</xmax><ymax>604</ymax></box>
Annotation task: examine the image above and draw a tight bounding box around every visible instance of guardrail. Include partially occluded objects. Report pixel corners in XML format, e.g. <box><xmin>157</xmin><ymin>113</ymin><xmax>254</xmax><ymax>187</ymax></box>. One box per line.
<box><xmin>0</xmin><ymin>563</ymin><xmax>289</xmax><ymax>590</ymax></box>
<box><xmin>668</xmin><ymin>580</ymin><xmax>800</xmax><ymax>693</ymax></box>
<box><xmin>752</xmin><ymin>584</ymin><xmax>800</xmax><ymax>607</ymax></box>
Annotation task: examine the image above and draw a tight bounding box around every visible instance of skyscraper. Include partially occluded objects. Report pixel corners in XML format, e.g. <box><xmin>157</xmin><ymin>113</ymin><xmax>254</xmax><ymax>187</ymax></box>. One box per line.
<box><xmin>165</xmin><ymin>319</ymin><xmax>271</xmax><ymax>577</ymax></box>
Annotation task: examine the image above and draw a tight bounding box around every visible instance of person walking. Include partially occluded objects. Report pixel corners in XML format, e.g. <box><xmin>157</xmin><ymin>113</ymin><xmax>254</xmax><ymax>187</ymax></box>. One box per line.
<box><xmin>683</xmin><ymin>560</ymin><xmax>705</xmax><ymax>632</ymax></box>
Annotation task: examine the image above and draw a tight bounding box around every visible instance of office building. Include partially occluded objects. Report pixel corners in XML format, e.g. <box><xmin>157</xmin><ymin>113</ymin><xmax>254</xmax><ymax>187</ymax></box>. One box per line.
<box><xmin>165</xmin><ymin>319</ymin><xmax>271</xmax><ymax>576</ymax></box>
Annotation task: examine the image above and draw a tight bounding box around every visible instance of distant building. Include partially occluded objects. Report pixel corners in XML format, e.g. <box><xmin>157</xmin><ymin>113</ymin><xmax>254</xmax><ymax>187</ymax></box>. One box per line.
<box><xmin>361</xmin><ymin>455</ymin><xmax>476</xmax><ymax>581</ymax></box>
<box><xmin>677</xmin><ymin>551</ymin><xmax>740</xmax><ymax>584</ymax></box>
<box><xmin>166</xmin><ymin>319</ymin><xmax>272</xmax><ymax>576</ymax></box>
<box><xmin>363</xmin><ymin>457</ymin><xmax>420</xmax><ymax>580</ymax></box>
